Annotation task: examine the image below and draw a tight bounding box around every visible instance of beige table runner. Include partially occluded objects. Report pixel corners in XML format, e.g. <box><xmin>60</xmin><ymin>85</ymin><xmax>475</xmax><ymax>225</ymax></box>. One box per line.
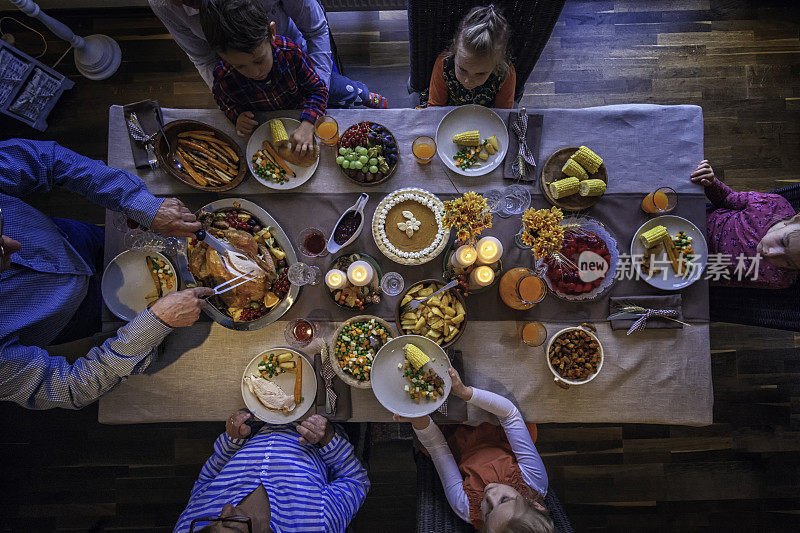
<box><xmin>98</xmin><ymin>320</ymin><xmax>712</xmax><ymax>425</ymax></box>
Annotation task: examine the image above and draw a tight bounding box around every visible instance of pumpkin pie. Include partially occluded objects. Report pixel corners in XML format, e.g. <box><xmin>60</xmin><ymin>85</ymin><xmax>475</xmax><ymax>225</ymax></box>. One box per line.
<box><xmin>372</xmin><ymin>188</ymin><xmax>449</xmax><ymax>265</ymax></box>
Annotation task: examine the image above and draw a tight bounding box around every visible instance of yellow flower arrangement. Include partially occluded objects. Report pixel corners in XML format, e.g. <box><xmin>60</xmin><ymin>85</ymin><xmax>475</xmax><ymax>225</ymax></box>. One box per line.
<box><xmin>443</xmin><ymin>191</ymin><xmax>493</xmax><ymax>244</ymax></box>
<box><xmin>520</xmin><ymin>206</ymin><xmax>564</xmax><ymax>259</ymax></box>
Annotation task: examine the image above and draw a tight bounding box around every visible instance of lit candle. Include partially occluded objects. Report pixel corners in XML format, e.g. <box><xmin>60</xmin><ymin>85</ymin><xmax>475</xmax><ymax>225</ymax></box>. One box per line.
<box><xmin>470</xmin><ymin>265</ymin><xmax>495</xmax><ymax>287</ymax></box>
<box><xmin>325</xmin><ymin>269</ymin><xmax>346</xmax><ymax>290</ymax></box>
<box><xmin>476</xmin><ymin>236</ymin><xmax>503</xmax><ymax>265</ymax></box>
<box><xmin>347</xmin><ymin>260</ymin><xmax>374</xmax><ymax>286</ymax></box>
<box><xmin>451</xmin><ymin>244</ymin><xmax>477</xmax><ymax>268</ymax></box>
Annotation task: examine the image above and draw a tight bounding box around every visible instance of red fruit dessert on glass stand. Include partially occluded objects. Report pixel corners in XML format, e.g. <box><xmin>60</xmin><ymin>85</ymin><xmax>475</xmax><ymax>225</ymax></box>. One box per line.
<box><xmin>544</xmin><ymin>231</ymin><xmax>611</xmax><ymax>296</ymax></box>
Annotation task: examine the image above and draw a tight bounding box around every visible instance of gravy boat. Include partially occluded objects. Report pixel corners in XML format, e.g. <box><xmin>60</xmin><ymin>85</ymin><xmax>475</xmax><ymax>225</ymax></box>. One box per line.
<box><xmin>327</xmin><ymin>193</ymin><xmax>369</xmax><ymax>254</ymax></box>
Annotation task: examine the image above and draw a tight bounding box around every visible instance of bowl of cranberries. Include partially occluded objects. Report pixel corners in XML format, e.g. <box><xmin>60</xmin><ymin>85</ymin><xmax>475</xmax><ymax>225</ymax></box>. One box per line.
<box><xmin>543</xmin><ymin>219</ymin><xmax>618</xmax><ymax>301</ymax></box>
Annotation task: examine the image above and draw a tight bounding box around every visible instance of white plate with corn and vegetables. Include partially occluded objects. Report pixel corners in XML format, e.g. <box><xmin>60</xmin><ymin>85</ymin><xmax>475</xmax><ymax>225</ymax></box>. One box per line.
<box><xmin>631</xmin><ymin>215</ymin><xmax>708</xmax><ymax>291</ymax></box>
<box><xmin>246</xmin><ymin>117</ymin><xmax>320</xmax><ymax>190</ymax></box>
<box><xmin>435</xmin><ymin>104</ymin><xmax>508</xmax><ymax>177</ymax></box>
<box><xmin>371</xmin><ymin>335</ymin><xmax>451</xmax><ymax>418</ymax></box>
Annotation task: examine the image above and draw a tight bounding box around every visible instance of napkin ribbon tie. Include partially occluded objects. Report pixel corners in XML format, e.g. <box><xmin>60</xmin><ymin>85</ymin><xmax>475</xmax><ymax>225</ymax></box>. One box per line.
<box><xmin>627</xmin><ymin>309</ymin><xmax>679</xmax><ymax>335</ymax></box>
<box><xmin>512</xmin><ymin>111</ymin><xmax>536</xmax><ymax>168</ymax></box>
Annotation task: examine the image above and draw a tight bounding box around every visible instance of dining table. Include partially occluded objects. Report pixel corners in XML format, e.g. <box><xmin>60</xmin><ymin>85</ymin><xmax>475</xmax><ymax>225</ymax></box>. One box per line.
<box><xmin>97</xmin><ymin>103</ymin><xmax>713</xmax><ymax>426</ymax></box>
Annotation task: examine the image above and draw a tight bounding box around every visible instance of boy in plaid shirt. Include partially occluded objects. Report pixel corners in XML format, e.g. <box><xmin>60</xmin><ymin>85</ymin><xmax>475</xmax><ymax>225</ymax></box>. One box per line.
<box><xmin>200</xmin><ymin>0</ymin><xmax>327</xmax><ymax>157</ymax></box>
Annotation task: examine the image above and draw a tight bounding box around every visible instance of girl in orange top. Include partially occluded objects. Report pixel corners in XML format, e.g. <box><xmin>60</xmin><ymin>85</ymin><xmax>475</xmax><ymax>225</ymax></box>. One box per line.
<box><xmin>395</xmin><ymin>368</ymin><xmax>553</xmax><ymax>532</ymax></box>
<box><xmin>423</xmin><ymin>5</ymin><xmax>517</xmax><ymax>109</ymax></box>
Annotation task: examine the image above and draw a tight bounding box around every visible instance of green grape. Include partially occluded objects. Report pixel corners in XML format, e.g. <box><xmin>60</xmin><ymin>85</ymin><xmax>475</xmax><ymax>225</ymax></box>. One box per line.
<box><xmin>369</xmin><ymin>165</ymin><xmax>378</xmax><ymax>174</ymax></box>
<box><xmin>359</xmin><ymin>155</ymin><xmax>368</xmax><ymax>164</ymax></box>
<box><xmin>368</xmin><ymin>158</ymin><xmax>378</xmax><ymax>166</ymax></box>
<box><xmin>342</xmin><ymin>160</ymin><xmax>351</xmax><ymax>169</ymax></box>
<box><xmin>338</xmin><ymin>147</ymin><xmax>347</xmax><ymax>156</ymax></box>
<box><xmin>353</xmin><ymin>161</ymin><xmax>363</xmax><ymax>170</ymax></box>
<box><xmin>335</xmin><ymin>156</ymin><xmax>345</xmax><ymax>165</ymax></box>
<box><xmin>358</xmin><ymin>146</ymin><xmax>368</xmax><ymax>155</ymax></box>
<box><xmin>347</xmin><ymin>153</ymin><xmax>357</xmax><ymax>162</ymax></box>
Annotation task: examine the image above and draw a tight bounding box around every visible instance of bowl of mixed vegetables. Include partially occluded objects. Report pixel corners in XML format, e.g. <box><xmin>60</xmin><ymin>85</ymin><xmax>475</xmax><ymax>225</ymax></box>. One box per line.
<box><xmin>330</xmin><ymin>315</ymin><xmax>396</xmax><ymax>389</ymax></box>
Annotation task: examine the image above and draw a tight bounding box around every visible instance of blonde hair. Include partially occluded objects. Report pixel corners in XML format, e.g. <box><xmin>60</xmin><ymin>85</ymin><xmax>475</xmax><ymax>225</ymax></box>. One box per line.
<box><xmin>486</xmin><ymin>496</ymin><xmax>554</xmax><ymax>533</ymax></box>
<box><xmin>449</xmin><ymin>5</ymin><xmax>511</xmax><ymax>77</ymax></box>
<box><xmin>504</xmin><ymin>497</ymin><xmax>555</xmax><ymax>533</ymax></box>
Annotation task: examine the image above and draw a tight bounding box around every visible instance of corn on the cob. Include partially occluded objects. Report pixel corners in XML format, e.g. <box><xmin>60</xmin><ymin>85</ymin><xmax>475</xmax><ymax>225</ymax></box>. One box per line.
<box><xmin>270</xmin><ymin>119</ymin><xmax>289</xmax><ymax>145</ymax></box>
<box><xmin>579</xmin><ymin>179</ymin><xmax>606</xmax><ymax>197</ymax></box>
<box><xmin>561</xmin><ymin>158</ymin><xmax>589</xmax><ymax>180</ymax></box>
<box><xmin>550</xmin><ymin>177</ymin><xmax>580</xmax><ymax>199</ymax></box>
<box><xmin>452</xmin><ymin>130</ymin><xmax>480</xmax><ymax>147</ymax></box>
<box><xmin>571</xmin><ymin>146</ymin><xmax>603</xmax><ymax>173</ymax></box>
<box><xmin>640</xmin><ymin>225</ymin><xmax>669</xmax><ymax>248</ymax></box>
<box><xmin>403</xmin><ymin>344</ymin><xmax>430</xmax><ymax>370</ymax></box>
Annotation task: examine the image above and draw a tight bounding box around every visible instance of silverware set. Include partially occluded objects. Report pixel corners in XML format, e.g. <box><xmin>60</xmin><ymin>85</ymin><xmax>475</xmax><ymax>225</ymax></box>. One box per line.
<box><xmin>126</xmin><ymin>110</ymin><xmax>169</xmax><ymax>170</ymax></box>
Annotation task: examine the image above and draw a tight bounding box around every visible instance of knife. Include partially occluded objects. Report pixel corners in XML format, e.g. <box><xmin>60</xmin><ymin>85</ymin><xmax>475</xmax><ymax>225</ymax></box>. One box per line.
<box><xmin>196</xmin><ymin>228</ymin><xmax>235</xmax><ymax>256</ymax></box>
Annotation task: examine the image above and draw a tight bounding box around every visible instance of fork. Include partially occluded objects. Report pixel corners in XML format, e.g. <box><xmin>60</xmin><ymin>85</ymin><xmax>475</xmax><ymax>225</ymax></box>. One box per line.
<box><xmin>403</xmin><ymin>279</ymin><xmax>459</xmax><ymax>312</ymax></box>
<box><xmin>204</xmin><ymin>268</ymin><xmax>257</xmax><ymax>297</ymax></box>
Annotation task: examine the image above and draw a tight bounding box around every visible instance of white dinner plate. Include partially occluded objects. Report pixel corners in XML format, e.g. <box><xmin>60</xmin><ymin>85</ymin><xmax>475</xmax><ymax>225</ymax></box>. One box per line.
<box><xmin>435</xmin><ymin>104</ymin><xmax>509</xmax><ymax>177</ymax></box>
<box><xmin>631</xmin><ymin>215</ymin><xmax>708</xmax><ymax>290</ymax></box>
<box><xmin>101</xmin><ymin>249</ymin><xmax>177</xmax><ymax>321</ymax></box>
<box><xmin>246</xmin><ymin>117</ymin><xmax>320</xmax><ymax>190</ymax></box>
<box><xmin>371</xmin><ymin>335</ymin><xmax>452</xmax><ymax>418</ymax></box>
<box><xmin>241</xmin><ymin>349</ymin><xmax>317</xmax><ymax>424</ymax></box>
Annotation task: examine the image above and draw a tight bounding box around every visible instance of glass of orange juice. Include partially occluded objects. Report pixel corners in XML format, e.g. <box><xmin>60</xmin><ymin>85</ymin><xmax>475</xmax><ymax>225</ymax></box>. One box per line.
<box><xmin>314</xmin><ymin>115</ymin><xmax>339</xmax><ymax>146</ymax></box>
<box><xmin>519</xmin><ymin>322</ymin><xmax>547</xmax><ymax>347</ymax></box>
<box><xmin>642</xmin><ymin>186</ymin><xmax>677</xmax><ymax>214</ymax></box>
<box><xmin>412</xmin><ymin>136</ymin><xmax>436</xmax><ymax>164</ymax></box>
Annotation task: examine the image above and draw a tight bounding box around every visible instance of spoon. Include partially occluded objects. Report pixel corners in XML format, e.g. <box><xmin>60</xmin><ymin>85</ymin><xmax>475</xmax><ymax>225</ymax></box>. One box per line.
<box><xmin>326</xmin><ymin>193</ymin><xmax>369</xmax><ymax>254</ymax></box>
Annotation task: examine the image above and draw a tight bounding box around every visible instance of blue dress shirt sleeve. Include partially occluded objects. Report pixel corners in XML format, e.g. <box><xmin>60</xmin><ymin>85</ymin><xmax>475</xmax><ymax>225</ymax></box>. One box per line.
<box><xmin>318</xmin><ymin>433</ymin><xmax>371</xmax><ymax>532</ymax></box>
<box><xmin>0</xmin><ymin>139</ymin><xmax>164</xmax><ymax>228</ymax></box>
<box><xmin>0</xmin><ymin>308</ymin><xmax>173</xmax><ymax>410</ymax></box>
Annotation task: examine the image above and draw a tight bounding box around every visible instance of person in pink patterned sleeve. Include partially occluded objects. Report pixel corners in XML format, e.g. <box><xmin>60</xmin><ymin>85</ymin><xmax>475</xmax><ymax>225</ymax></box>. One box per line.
<box><xmin>692</xmin><ymin>160</ymin><xmax>800</xmax><ymax>288</ymax></box>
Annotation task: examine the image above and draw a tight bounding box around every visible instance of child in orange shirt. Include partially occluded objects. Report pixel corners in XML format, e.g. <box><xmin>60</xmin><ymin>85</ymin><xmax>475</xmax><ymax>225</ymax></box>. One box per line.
<box><xmin>424</xmin><ymin>5</ymin><xmax>516</xmax><ymax>109</ymax></box>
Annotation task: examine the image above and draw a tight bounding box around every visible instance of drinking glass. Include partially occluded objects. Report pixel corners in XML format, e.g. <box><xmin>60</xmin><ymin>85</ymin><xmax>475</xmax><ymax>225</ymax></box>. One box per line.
<box><xmin>380</xmin><ymin>271</ymin><xmax>405</xmax><ymax>296</ymax></box>
<box><xmin>112</xmin><ymin>212</ymin><xmax>140</xmax><ymax>233</ymax></box>
<box><xmin>520</xmin><ymin>321</ymin><xmax>548</xmax><ymax>347</ymax></box>
<box><xmin>412</xmin><ymin>136</ymin><xmax>436</xmax><ymax>164</ymax></box>
<box><xmin>501</xmin><ymin>184</ymin><xmax>532</xmax><ymax>216</ymax></box>
<box><xmin>642</xmin><ymin>186</ymin><xmax>677</xmax><ymax>214</ymax></box>
<box><xmin>284</xmin><ymin>318</ymin><xmax>316</xmax><ymax>348</ymax></box>
<box><xmin>314</xmin><ymin>115</ymin><xmax>339</xmax><ymax>146</ymax></box>
<box><xmin>288</xmin><ymin>262</ymin><xmax>322</xmax><ymax>286</ymax></box>
<box><xmin>485</xmin><ymin>189</ymin><xmax>505</xmax><ymax>215</ymax></box>
<box><xmin>297</xmin><ymin>227</ymin><xmax>328</xmax><ymax>258</ymax></box>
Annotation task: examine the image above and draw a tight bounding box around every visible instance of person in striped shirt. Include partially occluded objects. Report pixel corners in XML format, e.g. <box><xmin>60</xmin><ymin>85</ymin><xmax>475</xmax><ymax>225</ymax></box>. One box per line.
<box><xmin>175</xmin><ymin>412</ymin><xmax>370</xmax><ymax>532</ymax></box>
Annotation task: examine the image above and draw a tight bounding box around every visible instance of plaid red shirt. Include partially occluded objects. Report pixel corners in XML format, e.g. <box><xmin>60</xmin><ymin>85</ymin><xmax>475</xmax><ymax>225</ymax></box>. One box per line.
<box><xmin>212</xmin><ymin>36</ymin><xmax>328</xmax><ymax>125</ymax></box>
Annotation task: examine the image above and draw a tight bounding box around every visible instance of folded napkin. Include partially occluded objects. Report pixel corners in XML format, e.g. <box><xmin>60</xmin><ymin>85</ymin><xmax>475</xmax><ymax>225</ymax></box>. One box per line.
<box><xmin>431</xmin><ymin>350</ymin><xmax>468</xmax><ymax>424</ymax></box>
<box><xmin>314</xmin><ymin>353</ymin><xmax>352</xmax><ymax>421</ymax></box>
<box><xmin>503</xmin><ymin>112</ymin><xmax>543</xmax><ymax>182</ymax></box>
<box><xmin>609</xmin><ymin>295</ymin><xmax>683</xmax><ymax>331</ymax></box>
<box><xmin>122</xmin><ymin>99</ymin><xmax>164</xmax><ymax>169</ymax></box>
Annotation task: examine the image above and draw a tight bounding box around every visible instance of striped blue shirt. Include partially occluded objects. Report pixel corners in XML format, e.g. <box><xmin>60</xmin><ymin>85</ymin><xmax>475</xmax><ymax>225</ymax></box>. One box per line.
<box><xmin>175</xmin><ymin>425</ymin><xmax>370</xmax><ymax>533</ymax></box>
<box><xmin>0</xmin><ymin>139</ymin><xmax>169</xmax><ymax>409</ymax></box>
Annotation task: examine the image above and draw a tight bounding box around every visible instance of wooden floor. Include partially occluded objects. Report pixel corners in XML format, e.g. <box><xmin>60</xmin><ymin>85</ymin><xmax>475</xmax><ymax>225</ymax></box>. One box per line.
<box><xmin>1</xmin><ymin>1</ymin><xmax>800</xmax><ymax>531</ymax></box>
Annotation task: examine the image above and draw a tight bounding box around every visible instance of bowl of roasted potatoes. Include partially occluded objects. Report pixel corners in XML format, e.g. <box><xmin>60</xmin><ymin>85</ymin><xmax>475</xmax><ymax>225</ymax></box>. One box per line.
<box><xmin>395</xmin><ymin>279</ymin><xmax>467</xmax><ymax>348</ymax></box>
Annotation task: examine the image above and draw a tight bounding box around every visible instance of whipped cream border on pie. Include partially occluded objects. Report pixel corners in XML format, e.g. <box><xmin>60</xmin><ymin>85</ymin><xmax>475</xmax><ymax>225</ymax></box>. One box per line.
<box><xmin>372</xmin><ymin>188</ymin><xmax>449</xmax><ymax>264</ymax></box>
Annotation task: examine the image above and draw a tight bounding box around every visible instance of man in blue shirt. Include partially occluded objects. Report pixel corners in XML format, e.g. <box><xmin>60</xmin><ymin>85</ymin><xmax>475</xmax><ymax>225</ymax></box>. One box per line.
<box><xmin>0</xmin><ymin>139</ymin><xmax>213</xmax><ymax>410</ymax></box>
